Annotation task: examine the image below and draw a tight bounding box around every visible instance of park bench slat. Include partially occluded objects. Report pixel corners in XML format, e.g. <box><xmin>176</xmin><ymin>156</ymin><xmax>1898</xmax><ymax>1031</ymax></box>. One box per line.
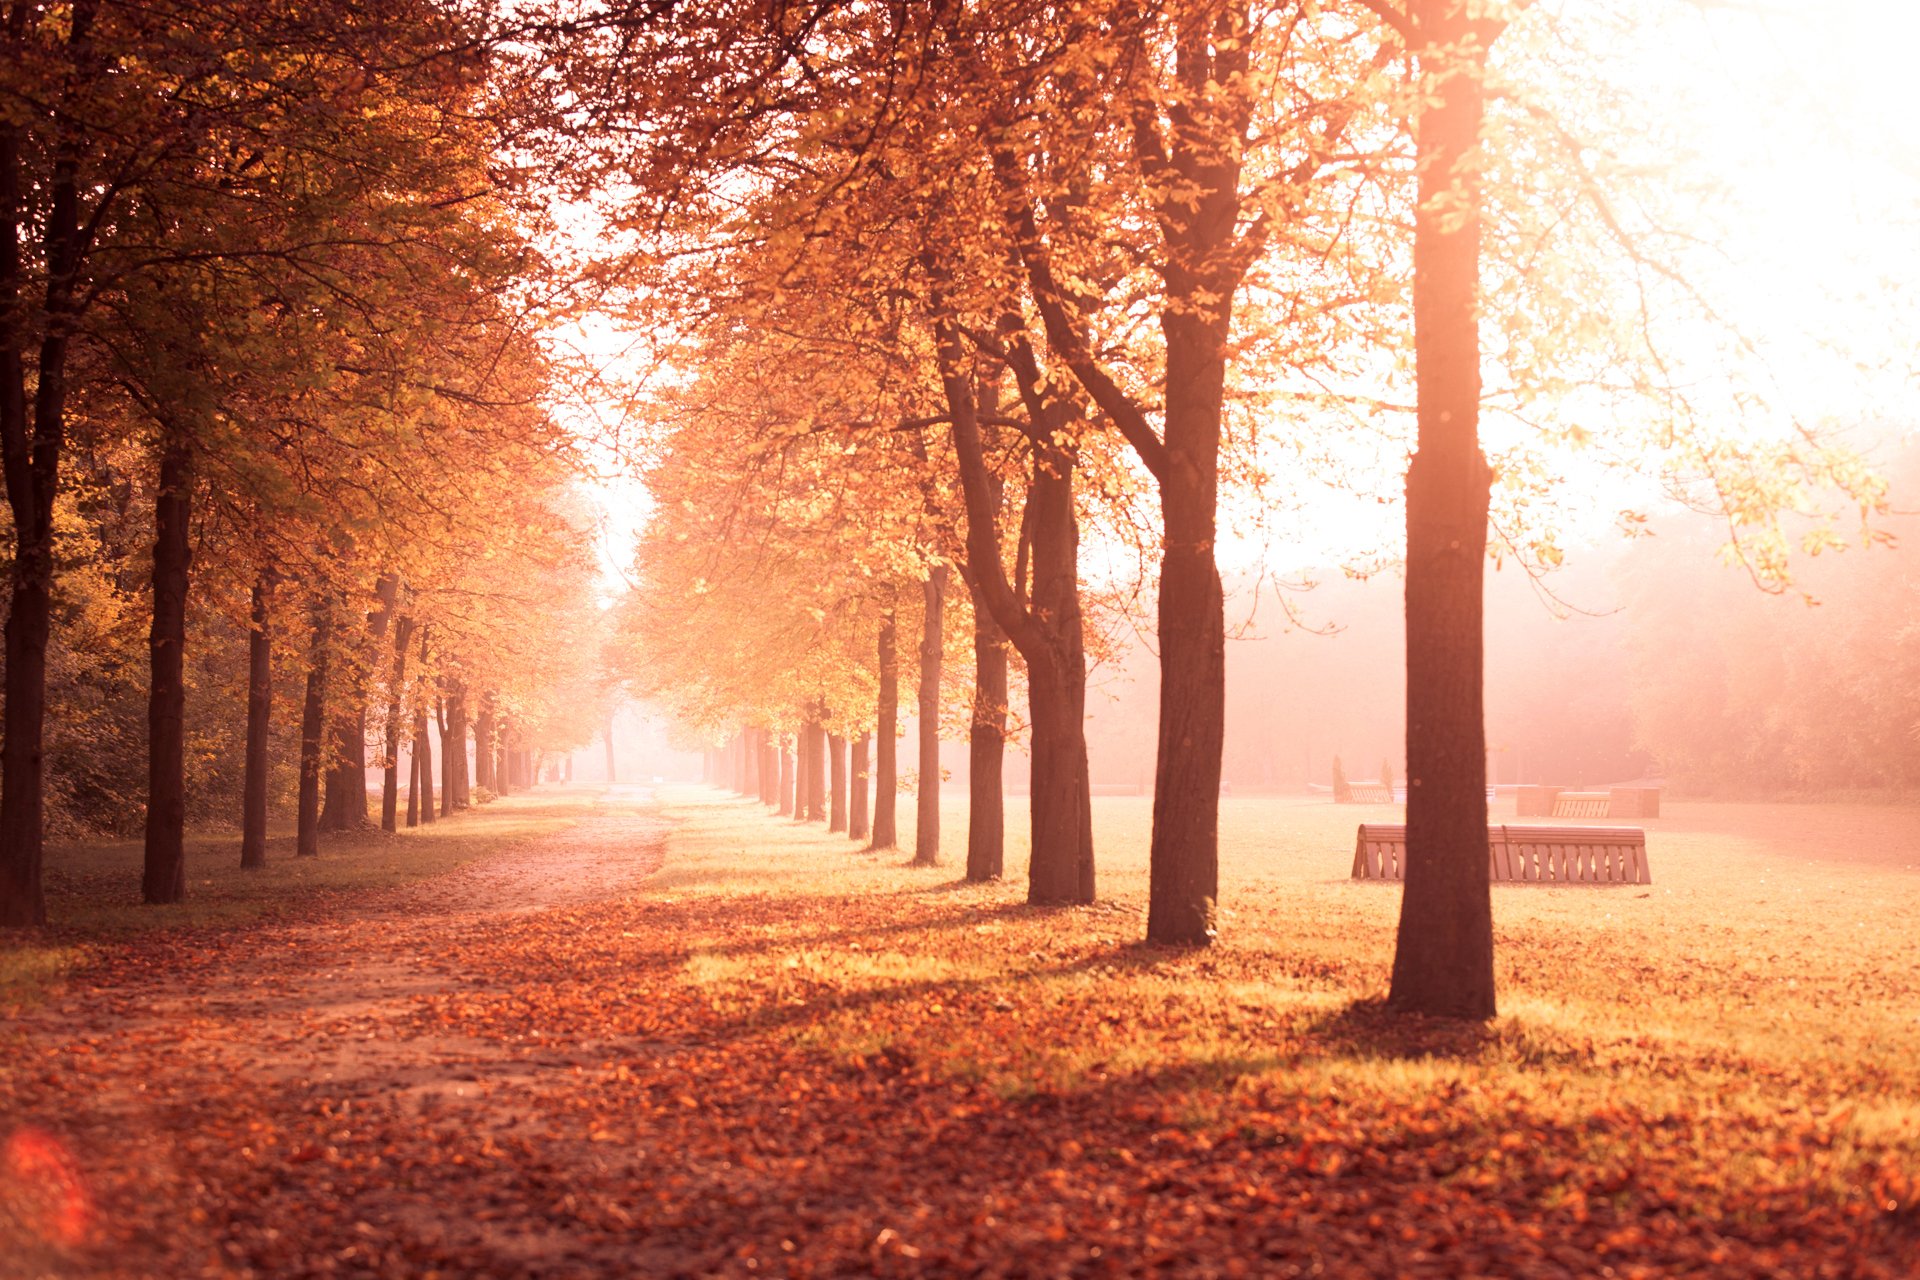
<box><xmin>1352</xmin><ymin>824</ymin><xmax>1650</xmax><ymax>885</ymax></box>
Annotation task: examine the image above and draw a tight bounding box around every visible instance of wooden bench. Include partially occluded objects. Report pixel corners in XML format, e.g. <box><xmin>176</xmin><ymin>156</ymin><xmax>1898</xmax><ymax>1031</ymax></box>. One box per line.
<box><xmin>1352</xmin><ymin>824</ymin><xmax>1651</xmax><ymax>885</ymax></box>
<box><xmin>1551</xmin><ymin>791</ymin><xmax>1611</xmax><ymax>818</ymax></box>
<box><xmin>1519</xmin><ymin>785</ymin><xmax>1663</xmax><ymax>819</ymax></box>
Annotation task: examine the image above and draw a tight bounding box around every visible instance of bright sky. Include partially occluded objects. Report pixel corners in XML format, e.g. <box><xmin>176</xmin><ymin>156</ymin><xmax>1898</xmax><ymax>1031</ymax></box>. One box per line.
<box><xmin>562</xmin><ymin>1</ymin><xmax>1920</xmax><ymax>591</ymax></box>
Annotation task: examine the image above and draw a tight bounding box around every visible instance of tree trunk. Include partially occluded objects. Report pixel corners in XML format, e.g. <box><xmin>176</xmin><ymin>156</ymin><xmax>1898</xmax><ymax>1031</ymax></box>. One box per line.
<box><xmin>448</xmin><ymin>687</ymin><xmax>470</xmax><ymax>808</ymax></box>
<box><xmin>788</xmin><ymin>730</ymin><xmax>802</xmax><ymax>814</ymax></box>
<box><xmin>0</xmin><ymin>556</ymin><xmax>52</xmax><ymax>924</ymax></box>
<box><xmin>871</xmin><ymin>607</ymin><xmax>900</xmax><ymax>849</ymax></box>
<box><xmin>1144</xmin><ymin>373</ymin><xmax>1225</xmax><ymax>943</ymax></box>
<box><xmin>320</xmin><ymin>699</ymin><xmax>367</xmax><ymax>832</ymax></box>
<box><xmin>406</xmin><ymin>733</ymin><xmax>420</xmax><ymax>827</ymax></box>
<box><xmin>928</xmin><ymin>292</ymin><xmax>1093</xmax><ymax>903</ymax></box>
<box><xmin>1021</xmin><ymin>465</ymin><xmax>1096</xmax><ymax>903</ymax></box>
<box><xmin>1389</xmin><ymin>0</ymin><xmax>1499</xmax><ymax>1020</ymax></box>
<box><xmin>603</xmin><ymin>711</ymin><xmax>616</xmax><ymax>783</ymax></box>
<box><xmin>849</xmin><ymin>736</ymin><xmax>870</xmax><ymax>842</ymax></box>
<box><xmin>802</xmin><ymin>721</ymin><xmax>825</xmax><ymax>821</ymax></box>
<box><xmin>966</xmin><ymin>598</ymin><xmax>1008</xmax><ymax>882</ymax></box>
<box><xmin>240</xmin><ymin>571</ymin><xmax>274</xmax><ymax>869</ymax></box>
<box><xmin>474</xmin><ymin>696</ymin><xmax>495</xmax><ymax>792</ymax></box>
<box><xmin>760</xmin><ymin>732</ymin><xmax>777</xmax><ymax>806</ymax></box>
<box><xmin>142</xmin><ymin>437</ymin><xmax>193</xmax><ymax>905</ymax></box>
<box><xmin>777</xmin><ymin>735</ymin><xmax>794</xmax><ymax>816</ymax></box>
<box><xmin>0</xmin><ymin>8</ymin><xmax>93</xmax><ymax>925</ymax></box>
<box><xmin>296</xmin><ymin>602</ymin><xmax>331</xmax><ymax>859</ymax></box>
<box><xmin>828</xmin><ymin>733</ymin><xmax>848</xmax><ymax>833</ymax></box>
<box><xmin>914</xmin><ymin>569</ymin><xmax>946</xmax><ymax>866</ymax></box>
<box><xmin>380</xmin><ymin>616</ymin><xmax>414</xmax><ymax>833</ymax></box>
<box><xmin>414</xmin><ymin>710</ymin><xmax>434</xmax><ymax>827</ymax></box>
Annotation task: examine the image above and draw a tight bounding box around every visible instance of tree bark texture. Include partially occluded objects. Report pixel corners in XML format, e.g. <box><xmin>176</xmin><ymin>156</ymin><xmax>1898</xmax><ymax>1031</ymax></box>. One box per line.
<box><xmin>966</xmin><ymin>604</ymin><xmax>1008</xmax><ymax>882</ymax></box>
<box><xmin>929</xmin><ymin>298</ymin><xmax>1094</xmax><ymax>902</ymax></box>
<box><xmin>849</xmin><ymin>735</ymin><xmax>870</xmax><ymax>842</ymax></box>
<box><xmin>871</xmin><ymin>607</ymin><xmax>899</xmax><ymax>849</ymax></box>
<box><xmin>475</xmin><ymin>696</ymin><xmax>495</xmax><ymax>792</ymax></box>
<box><xmin>438</xmin><ymin>698</ymin><xmax>453</xmax><ymax>816</ymax></box>
<box><xmin>828</xmin><ymin>733</ymin><xmax>848</xmax><ymax>833</ymax></box>
<box><xmin>804</xmin><ymin>718</ymin><xmax>826</xmax><ymax>822</ymax></box>
<box><xmin>296</xmin><ymin>603</ymin><xmax>331</xmax><ymax>859</ymax></box>
<box><xmin>791</xmin><ymin>728</ymin><xmax>810</xmax><ymax>820</ymax></box>
<box><xmin>914</xmin><ymin>569</ymin><xmax>946</xmax><ymax>866</ymax></box>
<box><xmin>0</xmin><ymin>4</ymin><xmax>95</xmax><ymax>924</ymax></box>
<box><xmin>380</xmin><ymin>616</ymin><xmax>414</xmax><ymax>833</ymax></box>
<box><xmin>320</xmin><ymin>702</ymin><xmax>368</xmax><ymax>832</ymax></box>
<box><xmin>1389</xmin><ymin>0</ymin><xmax>1499</xmax><ymax>1020</ymax></box>
<box><xmin>142</xmin><ymin>437</ymin><xmax>193</xmax><ymax>905</ymax></box>
<box><xmin>777</xmin><ymin>736</ymin><xmax>794</xmax><ymax>816</ymax></box>
<box><xmin>240</xmin><ymin>572</ymin><xmax>274</xmax><ymax>869</ymax></box>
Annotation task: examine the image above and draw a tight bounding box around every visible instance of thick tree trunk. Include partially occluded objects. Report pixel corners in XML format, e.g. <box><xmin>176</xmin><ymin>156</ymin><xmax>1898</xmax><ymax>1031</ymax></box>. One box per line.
<box><xmin>380</xmin><ymin>617</ymin><xmax>414</xmax><ymax>833</ymax></box>
<box><xmin>804</xmin><ymin>719</ymin><xmax>827</xmax><ymax>821</ymax></box>
<box><xmin>0</xmin><ymin>12</ymin><xmax>92</xmax><ymax>925</ymax></box>
<box><xmin>914</xmin><ymin>570</ymin><xmax>946</xmax><ymax>866</ymax></box>
<box><xmin>849</xmin><ymin>736</ymin><xmax>870</xmax><ymax>842</ymax></box>
<box><xmin>966</xmin><ymin>599</ymin><xmax>1008</xmax><ymax>882</ymax></box>
<box><xmin>142</xmin><ymin>437</ymin><xmax>193</xmax><ymax>905</ymax></box>
<box><xmin>1144</xmin><ymin>351</ymin><xmax>1225</xmax><ymax>943</ymax></box>
<box><xmin>320</xmin><ymin>702</ymin><xmax>367</xmax><ymax>832</ymax></box>
<box><xmin>929</xmin><ymin>294</ymin><xmax>1093</xmax><ymax>903</ymax></box>
<box><xmin>1020</xmin><ymin>467</ymin><xmax>1096</xmax><ymax>903</ymax></box>
<box><xmin>871</xmin><ymin>607</ymin><xmax>899</xmax><ymax>848</ymax></box>
<box><xmin>828</xmin><ymin>733</ymin><xmax>848</xmax><ymax>833</ymax></box>
<box><xmin>296</xmin><ymin>603</ymin><xmax>331</xmax><ymax>859</ymax></box>
<box><xmin>448</xmin><ymin>688</ymin><xmax>470</xmax><ymax>809</ymax></box>
<box><xmin>0</xmin><ymin>559</ymin><xmax>52</xmax><ymax>924</ymax></box>
<box><xmin>1390</xmin><ymin>0</ymin><xmax>1498</xmax><ymax>1020</ymax></box>
<box><xmin>240</xmin><ymin>572</ymin><xmax>274</xmax><ymax>869</ymax></box>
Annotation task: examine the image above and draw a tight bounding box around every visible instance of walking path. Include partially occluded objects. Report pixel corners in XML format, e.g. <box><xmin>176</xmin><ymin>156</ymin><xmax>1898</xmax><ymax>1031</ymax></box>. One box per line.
<box><xmin>2</xmin><ymin>785</ymin><xmax>673</xmax><ymax>1277</ymax></box>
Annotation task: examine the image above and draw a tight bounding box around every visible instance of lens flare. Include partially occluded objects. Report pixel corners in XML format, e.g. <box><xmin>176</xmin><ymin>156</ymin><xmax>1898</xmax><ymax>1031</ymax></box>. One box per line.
<box><xmin>1</xmin><ymin>1127</ymin><xmax>94</xmax><ymax>1248</ymax></box>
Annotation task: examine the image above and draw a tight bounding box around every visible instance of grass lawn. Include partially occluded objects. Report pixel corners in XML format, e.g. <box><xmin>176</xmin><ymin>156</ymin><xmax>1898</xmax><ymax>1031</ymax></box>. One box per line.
<box><xmin>615</xmin><ymin>783</ymin><xmax>1919</xmax><ymax>1272</ymax></box>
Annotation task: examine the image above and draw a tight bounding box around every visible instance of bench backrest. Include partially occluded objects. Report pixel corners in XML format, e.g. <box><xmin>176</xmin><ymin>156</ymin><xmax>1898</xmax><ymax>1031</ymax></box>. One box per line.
<box><xmin>1551</xmin><ymin>792</ymin><xmax>1612</xmax><ymax>818</ymax></box>
<box><xmin>1353</xmin><ymin>823</ymin><xmax>1650</xmax><ymax>885</ymax></box>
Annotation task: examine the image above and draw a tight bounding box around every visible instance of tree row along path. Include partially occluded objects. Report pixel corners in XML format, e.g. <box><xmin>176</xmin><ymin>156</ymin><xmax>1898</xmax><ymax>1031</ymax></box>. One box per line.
<box><xmin>4</xmin><ymin>786</ymin><xmax>1917</xmax><ymax>1278</ymax></box>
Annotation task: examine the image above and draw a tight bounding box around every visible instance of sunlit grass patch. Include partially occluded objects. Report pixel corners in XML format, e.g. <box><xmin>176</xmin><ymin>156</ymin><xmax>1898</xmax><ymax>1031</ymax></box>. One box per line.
<box><xmin>640</xmin><ymin>781</ymin><xmax>1920</xmax><ymax>1247</ymax></box>
<box><xmin>0</xmin><ymin>944</ymin><xmax>83</xmax><ymax>1009</ymax></box>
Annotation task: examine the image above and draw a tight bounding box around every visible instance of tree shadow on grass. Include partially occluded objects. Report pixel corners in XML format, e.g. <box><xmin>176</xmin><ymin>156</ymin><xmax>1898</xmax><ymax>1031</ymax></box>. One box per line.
<box><xmin>1305</xmin><ymin>997</ymin><xmax>1498</xmax><ymax>1064</ymax></box>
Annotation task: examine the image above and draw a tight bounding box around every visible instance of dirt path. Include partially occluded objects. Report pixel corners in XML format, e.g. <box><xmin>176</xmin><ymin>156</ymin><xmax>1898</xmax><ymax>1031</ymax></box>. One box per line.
<box><xmin>1</xmin><ymin>785</ymin><xmax>676</xmax><ymax>1278</ymax></box>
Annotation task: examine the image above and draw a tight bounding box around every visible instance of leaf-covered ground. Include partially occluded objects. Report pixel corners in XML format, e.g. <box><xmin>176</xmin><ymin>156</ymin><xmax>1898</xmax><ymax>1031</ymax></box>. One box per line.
<box><xmin>2</xmin><ymin>784</ymin><xmax>1917</xmax><ymax>1277</ymax></box>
